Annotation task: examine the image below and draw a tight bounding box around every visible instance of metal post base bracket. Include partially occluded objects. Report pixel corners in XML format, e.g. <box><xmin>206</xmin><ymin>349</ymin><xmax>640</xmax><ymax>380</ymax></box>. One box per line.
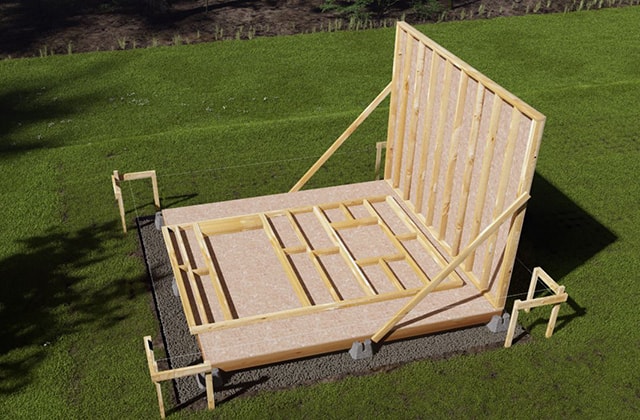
<box><xmin>486</xmin><ymin>313</ymin><xmax>511</xmax><ymax>333</ymax></box>
<box><xmin>349</xmin><ymin>339</ymin><xmax>374</xmax><ymax>360</ymax></box>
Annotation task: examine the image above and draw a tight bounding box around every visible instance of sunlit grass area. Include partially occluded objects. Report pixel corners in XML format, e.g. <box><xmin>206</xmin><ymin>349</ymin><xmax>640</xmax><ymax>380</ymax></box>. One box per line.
<box><xmin>1</xmin><ymin>6</ymin><xmax>639</xmax><ymax>418</ymax></box>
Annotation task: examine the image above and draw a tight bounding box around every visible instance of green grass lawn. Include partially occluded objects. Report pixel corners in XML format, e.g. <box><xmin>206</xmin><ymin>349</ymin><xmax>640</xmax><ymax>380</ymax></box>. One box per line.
<box><xmin>1</xmin><ymin>6</ymin><xmax>639</xmax><ymax>418</ymax></box>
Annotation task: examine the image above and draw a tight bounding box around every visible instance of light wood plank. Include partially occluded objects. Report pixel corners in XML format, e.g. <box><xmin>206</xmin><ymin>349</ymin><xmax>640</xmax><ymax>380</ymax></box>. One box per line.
<box><xmin>112</xmin><ymin>172</ymin><xmax>127</xmax><ymax>233</ymax></box>
<box><xmin>286</xmin><ymin>212</ymin><xmax>342</xmax><ymax>302</ymax></box>
<box><xmin>413</xmin><ymin>48</ymin><xmax>441</xmax><ymax>213</ymax></box>
<box><xmin>396</xmin><ymin>22</ymin><xmax>545</xmax><ymax>121</ymax></box>
<box><xmin>491</xmin><ymin>118</ymin><xmax>545</xmax><ymax>308</ymax></box>
<box><xmin>199</xmin><ymin>214</ymin><xmax>263</xmax><ymax>236</ymax></box>
<box><xmin>339</xmin><ymin>203</ymin><xmax>355</xmax><ymax>220</ymax></box>
<box><xmin>260</xmin><ymin>214</ymin><xmax>312</xmax><ymax>306</ymax></box>
<box><xmin>330</xmin><ymin>216</ymin><xmax>378</xmax><ymax>230</ymax></box>
<box><xmin>362</xmin><ymin>199</ymin><xmax>430</xmax><ymax>285</ymax></box>
<box><xmin>290</xmin><ymin>82</ymin><xmax>392</xmax><ymax>192</ymax></box>
<box><xmin>192</xmin><ymin>223</ymin><xmax>234</xmax><ymax>321</ymax></box>
<box><xmin>439</xmin><ymin>72</ymin><xmax>469</xmax><ymax>239</ymax></box>
<box><xmin>371</xmin><ymin>192</ymin><xmax>529</xmax><ymax>343</ymax></box>
<box><xmin>313</xmin><ymin>206</ymin><xmax>376</xmax><ymax>296</ymax></box>
<box><xmin>122</xmin><ymin>169</ymin><xmax>156</xmax><ymax>181</ymax></box>
<box><xmin>151</xmin><ymin>361</ymin><xmax>213</xmax><ymax>382</ymax></box>
<box><xmin>391</xmin><ymin>35</ymin><xmax>415</xmax><ymax>188</ymax></box>
<box><xmin>205</xmin><ymin>372</ymin><xmax>215</xmax><ymax>410</ymax></box>
<box><xmin>425</xmin><ymin>60</ymin><xmax>454</xmax><ymax>225</ymax></box>
<box><xmin>375</xmin><ymin>141</ymin><xmax>386</xmax><ymax>180</ymax></box>
<box><xmin>192</xmin><ymin>286</ymin><xmax>424</xmax><ymax>334</ymax></box>
<box><xmin>384</xmin><ymin>25</ymin><xmax>405</xmax><ymax>180</ymax></box>
<box><xmin>464</xmin><ymin>95</ymin><xmax>503</xmax><ymax>271</ymax></box>
<box><xmin>174</xmin><ymin>226</ymin><xmax>209</xmax><ymax>325</ymax></box>
<box><xmin>451</xmin><ymin>83</ymin><xmax>486</xmax><ymax>255</ymax></box>
<box><xmin>379</xmin><ymin>258</ymin><xmax>405</xmax><ymax>291</ymax></box>
<box><xmin>401</xmin><ymin>43</ymin><xmax>427</xmax><ymax>200</ymax></box>
<box><xmin>356</xmin><ymin>254</ymin><xmax>404</xmax><ymax>267</ymax></box>
<box><xmin>161</xmin><ymin>226</ymin><xmax>197</xmax><ymax>328</ymax></box>
<box><xmin>385</xmin><ymin>196</ymin><xmax>464</xmax><ymax>288</ymax></box>
<box><xmin>479</xmin><ymin>107</ymin><xmax>521</xmax><ymax>289</ymax></box>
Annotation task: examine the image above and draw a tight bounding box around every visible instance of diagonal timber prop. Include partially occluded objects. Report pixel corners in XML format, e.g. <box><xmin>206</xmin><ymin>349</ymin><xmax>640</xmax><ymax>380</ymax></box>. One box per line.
<box><xmin>371</xmin><ymin>192</ymin><xmax>530</xmax><ymax>343</ymax></box>
<box><xmin>289</xmin><ymin>82</ymin><xmax>392</xmax><ymax>192</ymax></box>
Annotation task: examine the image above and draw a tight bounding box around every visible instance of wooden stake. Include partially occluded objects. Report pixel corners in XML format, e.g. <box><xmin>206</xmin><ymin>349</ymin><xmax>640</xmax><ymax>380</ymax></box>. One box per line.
<box><xmin>111</xmin><ymin>169</ymin><xmax>160</xmax><ymax>233</ymax></box>
<box><xmin>123</xmin><ymin>170</ymin><xmax>160</xmax><ymax>210</ymax></box>
<box><xmin>143</xmin><ymin>336</ymin><xmax>166</xmax><ymax>419</ymax></box>
<box><xmin>143</xmin><ymin>336</ymin><xmax>215</xmax><ymax>416</ymax></box>
<box><xmin>504</xmin><ymin>301</ymin><xmax>521</xmax><ymax>348</ymax></box>
<box><xmin>504</xmin><ymin>267</ymin><xmax>567</xmax><ymax>347</ymax></box>
<box><xmin>545</xmin><ymin>289</ymin><xmax>564</xmax><ymax>338</ymax></box>
<box><xmin>205</xmin><ymin>372</ymin><xmax>215</xmax><ymax>410</ymax></box>
<box><xmin>155</xmin><ymin>382</ymin><xmax>165</xmax><ymax>419</ymax></box>
<box><xmin>112</xmin><ymin>171</ymin><xmax>127</xmax><ymax>233</ymax></box>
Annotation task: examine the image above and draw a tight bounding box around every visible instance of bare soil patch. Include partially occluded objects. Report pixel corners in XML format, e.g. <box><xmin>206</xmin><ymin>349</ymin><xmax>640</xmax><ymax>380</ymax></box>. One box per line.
<box><xmin>0</xmin><ymin>0</ymin><xmax>628</xmax><ymax>59</ymax></box>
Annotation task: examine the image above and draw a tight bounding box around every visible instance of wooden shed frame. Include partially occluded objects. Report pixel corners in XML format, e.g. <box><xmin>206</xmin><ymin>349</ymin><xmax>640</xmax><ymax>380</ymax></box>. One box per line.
<box><xmin>148</xmin><ymin>22</ymin><xmax>556</xmax><ymax>413</ymax></box>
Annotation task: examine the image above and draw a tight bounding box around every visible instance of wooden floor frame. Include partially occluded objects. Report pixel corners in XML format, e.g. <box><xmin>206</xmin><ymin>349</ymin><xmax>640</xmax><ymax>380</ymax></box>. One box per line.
<box><xmin>162</xmin><ymin>194</ymin><xmax>467</xmax><ymax>335</ymax></box>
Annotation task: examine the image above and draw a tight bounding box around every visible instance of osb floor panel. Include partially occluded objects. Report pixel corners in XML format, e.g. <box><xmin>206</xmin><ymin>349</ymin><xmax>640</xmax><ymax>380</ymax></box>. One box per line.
<box><xmin>162</xmin><ymin>180</ymin><xmax>500</xmax><ymax>371</ymax></box>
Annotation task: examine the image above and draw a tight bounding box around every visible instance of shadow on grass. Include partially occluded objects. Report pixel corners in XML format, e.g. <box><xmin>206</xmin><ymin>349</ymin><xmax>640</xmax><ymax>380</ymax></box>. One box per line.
<box><xmin>0</xmin><ymin>58</ymin><xmax>127</xmax><ymax>156</ymax></box>
<box><xmin>161</xmin><ymin>193</ymin><xmax>199</xmax><ymax>209</ymax></box>
<box><xmin>508</xmin><ymin>172</ymin><xmax>616</xmax><ymax>327</ymax></box>
<box><xmin>0</xmin><ymin>88</ymin><xmax>71</xmax><ymax>155</ymax></box>
<box><xmin>0</xmin><ymin>220</ymin><xmax>147</xmax><ymax>395</ymax></box>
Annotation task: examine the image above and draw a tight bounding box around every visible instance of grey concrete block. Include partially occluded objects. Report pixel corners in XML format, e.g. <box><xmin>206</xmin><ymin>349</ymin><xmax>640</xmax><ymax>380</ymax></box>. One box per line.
<box><xmin>486</xmin><ymin>313</ymin><xmax>511</xmax><ymax>333</ymax></box>
<box><xmin>349</xmin><ymin>339</ymin><xmax>374</xmax><ymax>360</ymax></box>
<box><xmin>196</xmin><ymin>368</ymin><xmax>225</xmax><ymax>390</ymax></box>
<box><xmin>172</xmin><ymin>277</ymin><xmax>179</xmax><ymax>297</ymax></box>
<box><xmin>154</xmin><ymin>212</ymin><xmax>164</xmax><ymax>230</ymax></box>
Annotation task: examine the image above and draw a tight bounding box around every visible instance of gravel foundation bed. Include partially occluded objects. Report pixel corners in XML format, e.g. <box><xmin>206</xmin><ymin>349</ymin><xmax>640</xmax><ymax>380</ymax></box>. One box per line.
<box><xmin>136</xmin><ymin>215</ymin><xmax>528</xmax><ymax>408</ymax></box>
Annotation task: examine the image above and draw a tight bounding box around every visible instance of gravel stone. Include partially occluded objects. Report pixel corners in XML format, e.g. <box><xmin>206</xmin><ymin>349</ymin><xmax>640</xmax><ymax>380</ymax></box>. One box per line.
<box><xmin>136</xmin><ymin>215</ymin><xmax>528</xmax><ymax>407</ymax></box>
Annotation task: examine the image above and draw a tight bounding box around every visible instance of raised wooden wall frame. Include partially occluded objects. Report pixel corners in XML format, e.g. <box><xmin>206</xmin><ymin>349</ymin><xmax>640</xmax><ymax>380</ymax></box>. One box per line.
<box><xmin>145</xmin><ymin>22</ymin><xmax>556</xmax><ymax>414</ymax></box>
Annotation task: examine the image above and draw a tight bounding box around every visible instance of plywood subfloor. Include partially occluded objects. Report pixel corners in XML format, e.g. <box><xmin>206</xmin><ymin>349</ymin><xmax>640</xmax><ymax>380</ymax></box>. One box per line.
<box><xmin>162</xmin><ymin>180</ymin><xmax>500</xmax><ymax>371</ymax></box>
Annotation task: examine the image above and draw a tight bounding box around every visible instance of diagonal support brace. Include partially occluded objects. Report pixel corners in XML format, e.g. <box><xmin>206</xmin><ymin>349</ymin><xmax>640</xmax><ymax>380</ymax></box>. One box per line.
<box><xmin>371</xmin><ymin>192</ymin><xmax>530</xmax><ymax>343</ymax></box>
